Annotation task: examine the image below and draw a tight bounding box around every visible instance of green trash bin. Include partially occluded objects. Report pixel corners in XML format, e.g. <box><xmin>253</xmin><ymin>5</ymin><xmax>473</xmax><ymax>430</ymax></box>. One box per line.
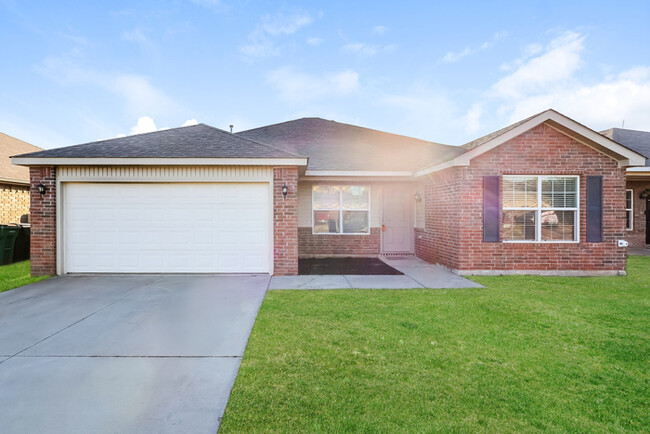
<box><xmin>0</xmin><ymin>225</ymin><xmax>21</xmax><ymax>265</ymax></box>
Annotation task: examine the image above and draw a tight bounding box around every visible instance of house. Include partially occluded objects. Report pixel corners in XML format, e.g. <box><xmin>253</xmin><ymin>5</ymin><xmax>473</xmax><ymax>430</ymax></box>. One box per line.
<box><xmin>0</xmin><ymin>132</ymin><xmax>42</xmax><ymax>224</ymax></box>
<box><xmin>600</xmin><ymin>128</ymin><xmax>650</xmax><ymax>248</ymax></box>
<box><xmin>12</xmin><ymin>109</ymin><xmax>647</xmax><ymax>277</ymax></box>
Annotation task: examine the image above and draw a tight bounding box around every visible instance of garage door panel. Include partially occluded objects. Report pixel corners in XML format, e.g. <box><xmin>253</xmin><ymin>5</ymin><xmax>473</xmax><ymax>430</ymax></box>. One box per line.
<box><xmin>64</xmin><ymin>183</ymin><xmax>270</xmax><ymax>273</ymax></box>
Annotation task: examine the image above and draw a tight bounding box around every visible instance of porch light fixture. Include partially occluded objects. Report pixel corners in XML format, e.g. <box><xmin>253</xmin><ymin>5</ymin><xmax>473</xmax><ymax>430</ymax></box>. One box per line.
<box><xmin>414</xmin><ymin>192</ymin><xmax>422</xmax><ymax>202</ymax></box>
<box><xmin>282</xmin><ymin>184</ymin><xmax>288</xmax><ymax>198</ymax></box>
<box><xmin>640</xmin><ymin>189</ymin><xmax>650</xmax><ymax>199</ymax></box>
<box><xmin>37</xmin><ymin>182</ymin><xmax>47</xmax><ymax>196</ymax></box>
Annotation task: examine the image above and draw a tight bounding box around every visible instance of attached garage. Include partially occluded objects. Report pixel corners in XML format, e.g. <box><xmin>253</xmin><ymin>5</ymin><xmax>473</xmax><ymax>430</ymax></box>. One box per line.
<box><xmin>12</xmin><ymin>123</ymin><xmax>306</xmax><ymax>276</ymax></box>
<box><xmin>63</xmin><ymin>182</ymin><xmax>270</xmax><ymax>273</ymax></box>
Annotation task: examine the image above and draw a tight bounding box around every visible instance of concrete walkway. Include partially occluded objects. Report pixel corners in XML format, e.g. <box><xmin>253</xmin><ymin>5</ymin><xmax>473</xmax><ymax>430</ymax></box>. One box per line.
<box><xmin>269</xmin><ymin>256</ymin><xmax>482</xmax><ymax>290</ymax></box>
<box><xmin>0</xmin><ymin>274</ymin><xmax>268</xmax><ymax>433</ymax></box>
<box><xmin>629</xmin><ymin>248</ymin><xmax>650</xmax><ymax>256</ymax></box>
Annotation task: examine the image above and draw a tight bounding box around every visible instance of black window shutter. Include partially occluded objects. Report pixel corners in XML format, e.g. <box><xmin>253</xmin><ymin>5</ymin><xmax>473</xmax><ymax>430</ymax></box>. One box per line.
<box><xmin>483</xmin><ymin>176</ymin><xmax>500</xmax><ymax>242</ymax></box>
<box><xmin>586</xmin><ymin>176</ymin><xmax>603</xmax><ymax>242</ymax></box>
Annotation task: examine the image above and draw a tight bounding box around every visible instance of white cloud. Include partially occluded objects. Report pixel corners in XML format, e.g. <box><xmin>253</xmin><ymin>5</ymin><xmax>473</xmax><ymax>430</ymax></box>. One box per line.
<box><xmin>441</xmin><ymin>31</ymin><xmax>508</xmax><ymax>64</ymax></box>
<box><xmin>341</xmin><ymin>42</ymin><xmax>397</xmax><ymax>56</ymax></box>
<box><xmin>240</xmin><ymin>12</ymin><xmax>314</xmax><ymax>58</ymax></box>
<box><xmin>267</xmin><ymin>67</ymin><xmax>360</xmax><ymax>102</ymax></box>
<box><xmin>39</xmin><ymin>57</ymin><xmax>176</xmax><ymax>117</ymax></box>
<box><xmin>182</xmin><ymin>119</ymin><xmax>199</xmax><ymax>126</ymax></box>
<box><xmin>464</xmin><ymin>30</ymin><xmax>650</xmax><ymax>135</ymax></box>
<box><xmin>306</xmin><ymin>37</ymin><xmax>323</xmax><ymax>46</ymax></box>
<box><xmin>491</xmin><ymin>31</ymin><xmax>584</xmax><ymax>99</ymax></box>
<box><xmin>122</xmin><ymin>27</ymin><xmax>157</xmax><ymax>54</ymax></box>
<box><xmin>130</xmin><ymin>116</ymin><xmax>158</xmax><ymax>135</ymax></box>
<box><xmin>372</xmin><ymin>25</ymin><xmax>388</xmax><ymax>36</ymax></box>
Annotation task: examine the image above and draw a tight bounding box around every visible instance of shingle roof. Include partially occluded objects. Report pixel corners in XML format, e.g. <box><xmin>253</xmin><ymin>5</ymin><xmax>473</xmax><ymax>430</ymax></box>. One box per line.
<box><xmin>237</xmin><ymin>118</ymin><xmax>463</xmax><ymax>171</ymax></box>
<box><xmin>1</xmin><ymin>132</ymin><xmax>42</xmax><ymax>184</ymax></box>
<box><xmin>600</xmin><ymin>128</ymin><xmax>650</xmax><ymax>166</ymax></box>
<box><xmin>13</xmin><ymin>124</ymin><xmax>301</xmax><ymax>159</ymax></box>
<box><xmin>460</xmin><ymin>112</ymin><xmax>539</xmax><ymax>151</ymax></box>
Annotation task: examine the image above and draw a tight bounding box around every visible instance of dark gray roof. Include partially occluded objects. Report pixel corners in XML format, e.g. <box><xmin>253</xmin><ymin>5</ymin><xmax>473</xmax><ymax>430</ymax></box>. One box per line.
<box><xmin>601</xmin><ymin>128</ymin><xmax>650</xmax><ymax>166</ymax></box>
<box><xmin>14</xmin><ymin>124</ymin><xmax>301</xmax><ymax>159</ymax></box>
<box><xmin>237</xmin><ymin>118</ymin><xmax>463</xmax><ymax>171</ymax></box>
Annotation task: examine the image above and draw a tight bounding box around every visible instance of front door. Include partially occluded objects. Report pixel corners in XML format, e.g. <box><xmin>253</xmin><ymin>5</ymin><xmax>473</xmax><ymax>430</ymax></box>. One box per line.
<box><xmin>382</xmin><ymin>184</ymin><xmax>414</xmax><ymax>253</ymax></box>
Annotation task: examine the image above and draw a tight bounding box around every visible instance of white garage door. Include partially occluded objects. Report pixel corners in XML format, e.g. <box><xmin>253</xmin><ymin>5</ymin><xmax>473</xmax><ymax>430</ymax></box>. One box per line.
<box><xmin>64</xmin><ymin>183</ymin><xmax>270</xmax><ymax>273</ymax></box>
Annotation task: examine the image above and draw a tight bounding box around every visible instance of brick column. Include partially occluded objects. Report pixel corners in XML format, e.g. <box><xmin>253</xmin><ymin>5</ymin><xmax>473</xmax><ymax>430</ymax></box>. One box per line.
<box><xmin>273</xmin><ymin>166</ymin><xmax>299</xmax><ymax>275</ymax></box>
<box><xmin>29</xmin><ymin>166</ymin><xmax>56</xmax><ymax>276</ymax></box>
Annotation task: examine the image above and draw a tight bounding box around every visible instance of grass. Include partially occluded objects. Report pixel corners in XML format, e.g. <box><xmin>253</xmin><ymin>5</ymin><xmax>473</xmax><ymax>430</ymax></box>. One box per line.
<box><xmin>221</xmin><ymin>256</ymin><xmax>650</xmax><ymax>432</ymax></box>
<box><xmin>0</xmin><ymin>261</ymin><xmax>49</xmax><ymax>293</ymax></box>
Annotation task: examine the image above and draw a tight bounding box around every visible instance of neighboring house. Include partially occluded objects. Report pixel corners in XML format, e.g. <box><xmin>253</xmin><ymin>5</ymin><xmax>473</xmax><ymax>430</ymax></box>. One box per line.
<box><xmin>0</xmin><ymin>132</ymin><xmax>42</xmax><ymax>224</ymax></box>
<box><xmin>12</xmin><ymin>109</ymin><xmax>647</xmax><ymax>277</ymax></box>
<box><xmin>601</xmin><ymin>128</ymin><xmax>650</xmax><ymax>248</ymax></box>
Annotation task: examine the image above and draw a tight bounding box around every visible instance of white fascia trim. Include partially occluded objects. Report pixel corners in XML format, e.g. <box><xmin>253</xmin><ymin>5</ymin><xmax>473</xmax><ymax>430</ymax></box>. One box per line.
<box><xmin>0</xmin><ymin>177</ymin><xmax>29</xmax><ymax>185</ymax></box>
<box><xmin>414</xmin><ymin>110</ymin><xmax>647</xmax><ymax>177</ymax></box>
<box><xmin>304</xmin><ymin>170</ymin><xmax>413</xmax><ymax>177</ymax></box>
<box><xmin>12</xmin><ymin>157</ymin><xmax>308</xmax><ymax>166</ymax></box>
<box><xmin>627</xmin><ymin>167</ymin><xmax>650</xmax><ymax>172</ymax></box>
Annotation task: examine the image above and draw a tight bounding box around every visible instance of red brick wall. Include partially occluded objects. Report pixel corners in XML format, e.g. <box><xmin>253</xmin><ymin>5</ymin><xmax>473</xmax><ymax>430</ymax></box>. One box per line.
<box><xmin>273</xmin><ymin>167</ymin><xmax>299</xmax><ymax>275</ymax></box>
<box><xmin>415</xmin><ymin>123</ymin><xmax>628</xmax><ymax>274</ymax></box>
<box><xmin>299</xmin><ymin>227</ymin><xmax>381</xmax><ymax>257</ymax></box>
<box><xmin>414</xmin><ymin>167</ymin><xmax>463</xmax><ymax>270</ymax></box>
<box><xmin>29</xmin><ymin>166</ymin><xmax>56</xmax><ymax>276</ymax></box>
<box><xmin>626</xmin><ymin>180</ymin><xmax>649</xmax><ymax>248</ymax></box>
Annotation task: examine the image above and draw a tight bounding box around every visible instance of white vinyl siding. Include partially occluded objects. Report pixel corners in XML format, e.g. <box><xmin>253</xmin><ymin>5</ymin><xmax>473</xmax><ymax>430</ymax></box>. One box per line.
<box><xmin>502</xmin><ymin>175</ymin><xmax>579</xmax><ymax>243</ymax></box>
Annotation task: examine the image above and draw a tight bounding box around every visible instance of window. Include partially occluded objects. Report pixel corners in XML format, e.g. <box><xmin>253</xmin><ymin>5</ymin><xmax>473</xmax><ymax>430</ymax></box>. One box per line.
<box><xmin>626</xmin><ymin>189</ymin><xmax>633</xmax><ymax>230</ymax></box>
<box><xmin>312</xmin><ymin>185</ymin><xmax>370</xmax><ymax>234</ymax></box>
<box><xmin>502</xmin><ymin>176</ymin><xmax>579</xmax><ymax>242</ymax></box>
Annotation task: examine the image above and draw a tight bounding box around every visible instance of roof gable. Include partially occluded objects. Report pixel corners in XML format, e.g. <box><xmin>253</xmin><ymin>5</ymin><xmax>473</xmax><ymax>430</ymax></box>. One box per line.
<box><xmin>0</xmin><ymin>132</ymin><xmax>42</xmax><ymax>184</ymax></box>
<box><xmin>416</xmin><ymin>109</ymin><xmax>647</xmax><ymax>177</ymax></box>
<box><xmin>601</xmin><ymin>127</ymin><xmax>650</xmax><ymax>167</ymax></box>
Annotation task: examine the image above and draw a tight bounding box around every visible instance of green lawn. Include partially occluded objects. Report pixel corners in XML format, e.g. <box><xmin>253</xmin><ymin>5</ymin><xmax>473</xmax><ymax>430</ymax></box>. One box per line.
<box><xmin>0</xmin><ymin>261</ymin><xmax>49</xmax><ymax>293</ymax></box>
<box><xmin>221</xmin><ymin>256</ymin><xmax>650</xmax><ymax>432</ymax></box>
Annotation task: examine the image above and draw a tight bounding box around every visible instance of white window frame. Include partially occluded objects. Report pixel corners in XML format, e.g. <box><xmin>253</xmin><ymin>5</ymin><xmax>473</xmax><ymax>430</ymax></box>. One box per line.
<box><xmin>626</xmin><ymin>189</ymin><xmax>634</xmax><ymax>230</ymax></box>
<box><xmin>502</xmin><ymin>175</ymin><xmax>580</xmax><ymax>243</ymax></box>
<box><xmin>311</xmin><ymin>185</ymin><xmax>371</xmax><ymax>235</ymax></box>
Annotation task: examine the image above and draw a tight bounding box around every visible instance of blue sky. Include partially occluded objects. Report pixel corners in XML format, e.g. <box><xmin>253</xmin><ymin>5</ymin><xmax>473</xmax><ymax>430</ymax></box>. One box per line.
<box><xmin>1</xmin><ymin>0</ymin><xmax>649</xmax><ymax>149</ymax></box>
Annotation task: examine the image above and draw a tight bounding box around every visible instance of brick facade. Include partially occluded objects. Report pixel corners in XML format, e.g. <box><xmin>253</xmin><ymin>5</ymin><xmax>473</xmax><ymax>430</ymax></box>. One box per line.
<box><xmin>0</xmin><ymin>183</ymin><xmax>30</xmax><ymax>224</ymax></box>
<box><xmin>626</xmin><ymin>180</ymin><xmax>649</xmax><ymax>248</ymax></box>
<box><xmin>298</xmin><ymin>227</ymin><xmax>381</xmax><ymax>257</ymax></box>
<box><xmin>29</xmin><ymin>166</ymin><xmax>56</xmax><ymax>276</ymax></box>
<box><xmin>273</xmin><ymin>166</ymin><xmax>299</xmax><ymax>275</ymax></box>
<box><xmin>415</xmin><ymin>124</ymin><xmax>629</xmax><ymax>275</ymax></box>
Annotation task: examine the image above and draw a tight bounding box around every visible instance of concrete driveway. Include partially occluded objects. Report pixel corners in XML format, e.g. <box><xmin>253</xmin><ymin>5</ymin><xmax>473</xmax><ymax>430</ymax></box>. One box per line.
<box><xmin>0</xmin><ymin>274</ymin><xmax>269</xmax><ymax>433</ymax></box>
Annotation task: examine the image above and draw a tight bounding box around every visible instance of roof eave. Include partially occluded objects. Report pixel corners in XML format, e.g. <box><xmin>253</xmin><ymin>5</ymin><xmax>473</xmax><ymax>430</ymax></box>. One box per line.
<box><xmin>11</xmin><ymin>157</ymin><xmax>309</xmax><ymax>166</ymax></box>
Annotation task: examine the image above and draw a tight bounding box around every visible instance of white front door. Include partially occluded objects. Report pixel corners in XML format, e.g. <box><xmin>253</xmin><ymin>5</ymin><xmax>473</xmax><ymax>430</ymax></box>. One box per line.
<box><xmin>381</xmin><ymin>184</ymin><xmax>414</xmax><ymax>253</ymax></box>
<box><xmin>63</xmin><ymin>182</ymin><xmax>270</xmax><ymax>273</ymax></box>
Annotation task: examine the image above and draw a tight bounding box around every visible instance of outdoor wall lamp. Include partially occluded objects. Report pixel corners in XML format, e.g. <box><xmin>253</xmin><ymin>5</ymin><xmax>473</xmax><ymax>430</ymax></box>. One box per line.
<box><xmin>414</xmin><ymin>192</ymin><xmax>422</xmax><ymax>202</ymax></box>
<box><xmin>37</xmin><ymin>182</ymin><xmax>47</xmax><ymax>196</ymax></box>
<box><xmin>282</xmin><ymin>184</ymin><xmax>288</xmax><ymax>198</ymax></box>
<box><xmin>640</xmin><ymin>189</ymin><xmax>650</xmax><ymax>199</ymax></box>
